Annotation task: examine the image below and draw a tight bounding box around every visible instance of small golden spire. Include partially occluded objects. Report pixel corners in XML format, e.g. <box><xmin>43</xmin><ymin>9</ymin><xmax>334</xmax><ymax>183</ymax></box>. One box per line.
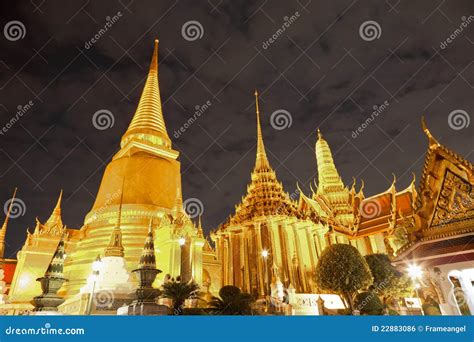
<box><xmin>1</xmin><ymin>187</ymin><xmax>17</xmax><ymax>233</ymax></box>
<box><xmin>0</xmin><ymin>187</ymin><xmax>17</xmax><ymax>259</ymax></box>
<box><xmin>46</xmin><ymin>190</ymin><xmax>63</xmax><ymax>227</ymax></box>
<box><xmin>105</xmin><ymin>180</ymin><xmax>125</xmax><ymax>257</ymax></box>
<box><xmin>254</xmin><ymin>90</ymin><xmax>270</xmax><ymax>170</ymax></box>
<box><xmin>197</xmin><ymin>215</ymin><xmax>204</xmax><ymax>238</ymax></box>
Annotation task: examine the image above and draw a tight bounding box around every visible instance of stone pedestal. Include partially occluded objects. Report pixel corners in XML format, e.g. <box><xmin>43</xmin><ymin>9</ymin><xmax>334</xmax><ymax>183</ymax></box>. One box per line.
<box><xmin>31</xmin><ymin>277</ymin><xmax>66</xmax><ymax>312</ymax></box>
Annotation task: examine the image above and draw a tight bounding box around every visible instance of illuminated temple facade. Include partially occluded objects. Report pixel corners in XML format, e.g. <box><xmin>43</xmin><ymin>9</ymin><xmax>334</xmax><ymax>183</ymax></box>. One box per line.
<box><xmin>0</xmin><ymin>41</ymin><xmax>472</xmax><ymax>315</ymax></box>
<box><xmin>212</xmin><ymin>92</ymin><xmax>419</xmax><ymax>297</ymax></box>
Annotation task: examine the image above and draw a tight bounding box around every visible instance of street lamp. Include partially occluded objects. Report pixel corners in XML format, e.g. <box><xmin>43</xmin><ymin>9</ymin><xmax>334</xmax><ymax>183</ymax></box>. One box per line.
<box><xmin>407</xmin><ymin>264</ymin><xmax>424</xmax><ymax>315</ymax></box>
<box><xmin>86</xmin><ymin>255</ymin><xmax>102</xmax><ymax>315</ymax></box>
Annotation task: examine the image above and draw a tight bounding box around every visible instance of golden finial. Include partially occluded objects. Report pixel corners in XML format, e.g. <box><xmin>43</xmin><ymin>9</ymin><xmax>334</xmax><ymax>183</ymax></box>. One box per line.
<box><xmin>317</xmin><ymin>128</ymin><xmax>322</xmax><ymax>140</ymax></box>
<box><xmin>410</xmin><ymin>172</ymin><xmax>416</xmax><ymax>187</ymax></box>
<box><xmin>421</xmin><ymin>116</ymin><xmax>439</xmax><ymax>147</ymax></box>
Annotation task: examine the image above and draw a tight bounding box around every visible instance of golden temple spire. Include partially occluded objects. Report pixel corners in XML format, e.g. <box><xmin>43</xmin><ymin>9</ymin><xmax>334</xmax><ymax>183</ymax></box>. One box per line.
<box><xmin>197</xmin><ymin>215</ymin><xmax>204</xmax><ymax>238</ymax></box>
<box><xmin>0</xmin><ymin>187</ymin><xmax>17</xmax><ymax>259</ymax></box>
<box><xmin>46</xmin><ymin>190</ymin><xmax>63</xmax><ymax>227</ymax></box>
<box><xmin>121</xmin><ymin>39</ymin><xmax>171</xmax><ymax>149</ymax></box>
<box><xmin>254</xmin><ymin>90</ymin><xmax>270</xmax><ymax>170</ymax></box>
<box><xmin>105</xmin><ymin>180</ymin><xmax>125</xmax><ymax>257</ymax></box>
<box><xmin>315</xmin><ymin>129</ymin><xmax>344</xmax><ymax>193</ymax></box>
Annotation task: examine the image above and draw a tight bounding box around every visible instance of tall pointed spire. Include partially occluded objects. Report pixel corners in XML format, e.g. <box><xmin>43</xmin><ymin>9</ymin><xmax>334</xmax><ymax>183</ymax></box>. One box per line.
<box><xmin>0</xmin><ymin>187</ymin><xmax>17</xmax><ymax>259</ymax></box>
<box><xmin>45</xmin><ymin>190</ymin><xmax>63</xmax><ymax>228</ymax></box>
<box><xmin>121</xmin><ymin>39</ymin><xmax>170</xmax><ymax>149</ymax></box>
<box><xmin>254</xmin><ymin>90</ymin><xmax>270</xmax><ymax>170</ymax></box>
<box><xmin>105</xmin><ymin>180</ymin><xmax>125</xmax><ymax>257</ymax></box>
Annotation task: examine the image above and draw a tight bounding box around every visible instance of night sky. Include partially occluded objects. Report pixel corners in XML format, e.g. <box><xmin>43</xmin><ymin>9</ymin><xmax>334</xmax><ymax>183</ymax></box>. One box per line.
<box><xmin>0</xmin><ymin>0</ymin><xmax>473</xmax><ymax>258</ymax></box>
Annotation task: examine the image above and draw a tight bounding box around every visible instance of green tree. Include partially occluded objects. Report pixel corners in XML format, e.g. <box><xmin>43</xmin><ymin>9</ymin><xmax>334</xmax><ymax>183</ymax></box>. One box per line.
<box><xmin>209</xmin><ymin>285</ymin><xmax>254</xmax><ymax>315</ymax></box>
<box><xmin>315</xmin><ymin>244</ymin><xmax>373</xmax><ymax>311</ymax></box>
<box><xmin>364</xmin><ymin>254</ymin><xmax>400</xmax><ymax>299</ymax></box>
<box><xmin>161</xmin><ymin>280</ymin><xmax>200</xmax><ymax>315</ymax></box>
<box><xmin>354</xmin><ymin>291</ymin><xmax>384</xmax><ymax>315</ymax></box>
<box><xmin>365</xmin><ymin>253</ymin><xmax>414</xmax><ymax>301</ymax></box>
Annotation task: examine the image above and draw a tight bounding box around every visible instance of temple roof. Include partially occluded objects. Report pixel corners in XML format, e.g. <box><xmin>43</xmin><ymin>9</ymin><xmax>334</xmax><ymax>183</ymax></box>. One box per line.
<box><xmin>219</xmin><ymin>91</ymin><xmax>300</xmax><ymax>228</ymax></box>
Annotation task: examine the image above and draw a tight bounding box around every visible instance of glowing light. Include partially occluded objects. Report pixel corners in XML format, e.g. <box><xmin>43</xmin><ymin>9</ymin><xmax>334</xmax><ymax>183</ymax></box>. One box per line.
<box><xmin>18</xmin><ymin>274</ymin><xmax>31</xmax><ymax>289</ymax></box>
<box><xmin>414</xmin><ymin>283</ymin><xmax>421</xmax><ymax>289</ymax></box>
<box><xmin>407</xmin><ymin>264</ymin><xmax>423</xmax><ymax>279</ymax></box>
<box><xmin>178</xmin><ymin>237</ymin><xmax>186</xmax><ymax>246</ymax></box>
<box><xmin>92</xmin><ymin>256</ymin><xmax>102</xmax><ymax>272</ymax></box>
<box><xmin>261</xmin><ymin>250</ymin><xmax>269</xmax><ymax>258</ymax></box>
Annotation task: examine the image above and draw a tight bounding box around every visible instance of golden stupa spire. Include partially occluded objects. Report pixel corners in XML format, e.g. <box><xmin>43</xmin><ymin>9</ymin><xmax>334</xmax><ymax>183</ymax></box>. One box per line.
<box><xmin>0</xmin><ymin>187</ymin><xmax>17</xmax><ymax>259</ymax></box>
<box><xmin>105</xmin><ymin>180</ymin><xmax>125</xmax><ymax>257</ymax></box>
<box><xmin>121</xmin><ymin>39</ymin><xmax>170</xmax><ymax>148</ymax></box>
<box><xmin>254</xmin><ymin>90</ymin><xmax>270</xmax><ymax>170</ymax></box>
<box><xmin>315</xmin><ymin>129</ymin><xmax>343</xmax><ymax>192</ymax></box>
<box><xmin>45</xmin><ymin>190</ymin><xmax>63</xmax><ymax>227</ymax></box>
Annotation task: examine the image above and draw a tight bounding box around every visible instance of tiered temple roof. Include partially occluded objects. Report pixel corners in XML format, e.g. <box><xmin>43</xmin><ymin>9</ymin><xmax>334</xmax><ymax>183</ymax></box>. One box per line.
<box><xmin>219</xmin><ymin>91</ymin><xmax>300</xmax><ymax>229</ymax></box>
